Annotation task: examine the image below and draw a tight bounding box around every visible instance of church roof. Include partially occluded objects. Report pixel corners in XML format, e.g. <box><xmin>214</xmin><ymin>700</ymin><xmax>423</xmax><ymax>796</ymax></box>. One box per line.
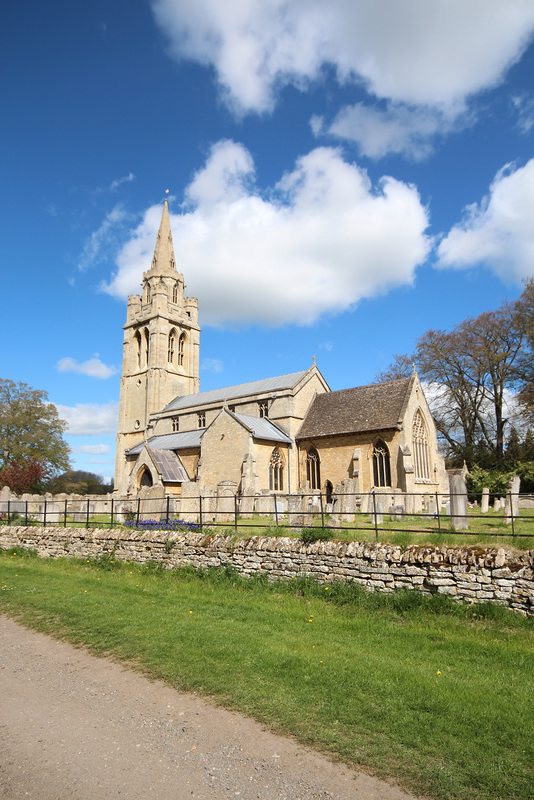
<box><xmin>163</xmin><ymin>370</ymin><xmax>310</xmax><ymax>412</ymax></box>
<box><xmin>296</xmin><ymin>377</ymin><xmax>413</xmax><ymax>440</ymax></box>
<box><xmin>150</xmin><ymin>449</ymin><xmax>190</xmax><ymax>483</ymax></box>
<box><xmin>126</xmin><ymin>430</ymin><xmax>202</xmax><ymax>456</ymax></box>
<box><xmin>232</xmin><ymin>413</ymin><xmax>292</xmax><ymax>443</ymax></box>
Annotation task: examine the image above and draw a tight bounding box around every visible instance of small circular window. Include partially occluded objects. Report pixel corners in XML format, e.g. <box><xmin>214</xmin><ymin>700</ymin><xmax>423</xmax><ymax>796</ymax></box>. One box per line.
<box><xmin>134</xmin><ymin>419</ymin><xmax>141</xmax><ymax>429</ymax></box>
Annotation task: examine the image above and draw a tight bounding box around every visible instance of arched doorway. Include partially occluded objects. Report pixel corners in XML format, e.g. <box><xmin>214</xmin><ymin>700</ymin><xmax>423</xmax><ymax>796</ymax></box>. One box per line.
<box><xmin>139</xmin><ymin>467</ymin><xmax>153</xmax><ymax>488</ymax></box>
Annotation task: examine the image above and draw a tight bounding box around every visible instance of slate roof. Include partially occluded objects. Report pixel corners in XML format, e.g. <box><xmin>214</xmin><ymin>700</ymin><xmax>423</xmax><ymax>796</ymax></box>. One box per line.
<box><xmin>126</xmin><ymin>430</ymin><xmax>202</xmax><ymax>456</ymax></box>
<box><xmin>150</xmin><ymin>449</ymin><xmax>190</xmax><ymax>483</ymax></box>
<box><xmin>233</xmin><ymin>413</ymin><xmax>292</xmax><ymax>443</ymax></box>
<box><xmin>296</xmin><ymin>377</ymin><xmax>413</xmax><ymax>440</ymax></box>
<box><xmin>163</xmin><ymin>370</ymin><xmax>310</xmax><ymax>412</ymax></box>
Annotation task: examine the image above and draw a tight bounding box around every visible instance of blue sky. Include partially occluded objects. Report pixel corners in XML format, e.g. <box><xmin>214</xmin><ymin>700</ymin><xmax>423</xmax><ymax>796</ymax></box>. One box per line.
<box><xmin>2</xmin><ymin>0</ymin><xmax>534</xmax><ymax>483</ymax></box>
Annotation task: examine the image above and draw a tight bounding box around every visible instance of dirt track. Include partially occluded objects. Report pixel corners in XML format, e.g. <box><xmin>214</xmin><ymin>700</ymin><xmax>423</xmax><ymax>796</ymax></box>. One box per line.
<box><xmin>0</xmin><ymin>615</ymin><xmax>421</xmax><ymax>800</ymax></box>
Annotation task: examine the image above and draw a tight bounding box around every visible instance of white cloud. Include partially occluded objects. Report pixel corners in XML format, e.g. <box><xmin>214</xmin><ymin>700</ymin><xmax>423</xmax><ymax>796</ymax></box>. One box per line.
<box><xmin>151</xmin><ymin>0</ymin><xmax>534</xmax><ymax>114</ymax></box>
<box><xmin>56</xmin><ymin>356</ymin><xmax>117</xmax><ymax>379</ymax></box>
<box><xmin>77</xmin><ymin>206</ymin><xmax>128</xmax><ymax>272</ymax></box>
<box><xmin>312</xmin><ymin>103</ymin><xmax>463</xmax><ymax>161</ymax></box>
<box><xmin>201</xmin><ymin>358</ymin><xmax>224</xmax><ymax>373</ymax></box>
<box><xmin>437</xmin><ymin>159</ymin><xmax>534</xmax><ymax>282</ymax></box>
<box><xmin>72</xmin><ymin>444</ymin><xmax>111</xmax><ymax>455</ymax></box>
<box><xmin>512</xmin><ymin>93</ymin><xmax>534</xmax><ymax>133</ymax></box>
<box><xmin>103</xmin><ymin>141</ymin><xmax>431</xmax><ymax>326</ymax></box>
<box><xmin>55</xmin><ymin>402</ymin><xmax>119</xmax><ymax>436</ymax></box>
<box><xmin>110</xmin><ymin>172</ymin><xmax>135</xmax><ymax>191</ymax></box>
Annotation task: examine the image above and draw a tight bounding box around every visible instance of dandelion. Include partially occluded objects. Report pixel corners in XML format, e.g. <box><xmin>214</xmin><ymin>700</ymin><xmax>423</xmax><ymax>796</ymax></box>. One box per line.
<box><xmin>437</xmin><ymin>670</ymin><xmax>441</xmax><ymax>675</ymax></box>
<box><xmin>189</xmin><ymin>610</ymin><xmax>193</xmax><ymax>614</ymax></box>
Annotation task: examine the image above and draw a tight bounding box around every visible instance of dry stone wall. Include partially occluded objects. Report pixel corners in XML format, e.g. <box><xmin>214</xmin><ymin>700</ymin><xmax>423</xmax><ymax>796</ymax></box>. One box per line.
<box><xmin>1</xmin><ymin>526</ymin><xmax>533</xmax><ymax>615</ymax></box>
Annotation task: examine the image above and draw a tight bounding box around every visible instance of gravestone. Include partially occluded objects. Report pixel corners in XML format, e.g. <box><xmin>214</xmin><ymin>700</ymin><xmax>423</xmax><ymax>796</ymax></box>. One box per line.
<box><xmin>481</xmin><ymin>487</ymin><xmax>490</xmax><ymax>513</ymax></box>
<box><xmin>503</xmin><ymin>476</ymin><xmax>520</xmax><ymax>525</ymax></box>
<box><xmin>449</xmin><ymin>474</ymin><xmax>468</xmax><ymax>530</ymax></box>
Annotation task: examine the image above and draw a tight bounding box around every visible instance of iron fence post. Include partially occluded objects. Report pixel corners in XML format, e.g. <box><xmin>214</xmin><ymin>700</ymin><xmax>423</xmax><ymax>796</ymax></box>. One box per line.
<box><xmin>435</xmin><ymin>491</ymin><xmax>441</xmax><ymax>533</ymax></box>
<box><xmin>110</xmin><ymin>498</ymin><xmax>114</xmax><ymax>529</ymax></box>
<box><xmin>86</xmin><ymin>498</ymin><xmax>90</xmax><ymax>528</ymax></box>
<box><xmin>25</xmin><ymin>499</ymin><xmax>28</xmax><ymax>527</ymax></box>
<box><xmin>320</xmin><ymin>491</ymin><xmax>325</xmax><ymax>529</ymax></box>
<box><xmin>43</xmin><ymin>498</ymin><xmax>47</xmax><ymax>526</ymax></box>
<box><xmin>234</xmin><ymin>493</ymin><xmax>238</xmax><ymax>534</ymax></box>
<box><xmin>274</xmin><ymin>493</ymin><xmax>278</xmax><ymax>526</ymax></box>
<box><xmin>136</xmin><ymin>497</ymin><xmax>140</xmax><ymax>526</ymax></box>
<box><xmin>64</xmin><ymin>499</ymin><xmax>68</xmax><ymax>528</ymax></box>
<box><xmin>166</xmin><ymin>495</ymin><xmax>170</xmax><ymax>524</ymax></box>
<box><xmin>199</xmin><ymin>494</ymin><xmax>203</xmax><ymax>531</ymax></box>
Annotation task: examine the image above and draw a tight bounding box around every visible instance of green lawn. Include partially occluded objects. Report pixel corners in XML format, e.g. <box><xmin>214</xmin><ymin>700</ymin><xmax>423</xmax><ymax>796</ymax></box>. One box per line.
<box><xmin>1</xmin><ymin>548</ymin><xmax>533</xmax><ymax>800</ymax></box>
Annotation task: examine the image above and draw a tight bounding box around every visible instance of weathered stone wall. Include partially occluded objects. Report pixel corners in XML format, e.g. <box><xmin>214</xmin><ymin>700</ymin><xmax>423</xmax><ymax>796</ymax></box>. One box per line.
<box><xmin>1</xmin><ymin>527</ymin><xmax>533</xmax><ymax>615</ymax></box>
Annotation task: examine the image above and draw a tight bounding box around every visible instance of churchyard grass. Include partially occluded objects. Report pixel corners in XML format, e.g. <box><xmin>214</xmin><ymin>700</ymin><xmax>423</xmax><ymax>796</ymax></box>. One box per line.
<box><xmin>1</xmin><ymin>548</ymin><xmax>533</xmax><ymax>800</ymax></box>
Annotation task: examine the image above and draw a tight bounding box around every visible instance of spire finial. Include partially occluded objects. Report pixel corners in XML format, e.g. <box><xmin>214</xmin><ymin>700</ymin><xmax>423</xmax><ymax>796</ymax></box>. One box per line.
<box><xmin>312</xmin><ymin>355</ymin><xmax>316</xmax><ymax>366</ymax></box>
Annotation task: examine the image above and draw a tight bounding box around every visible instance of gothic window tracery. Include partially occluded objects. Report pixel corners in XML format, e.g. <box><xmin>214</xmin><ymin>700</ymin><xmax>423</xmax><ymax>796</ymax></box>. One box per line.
<box><xmin>172</xmin><ymin>282</ymin><xmax>178</xmax><ymax>304</ymax></box>
<box><xmin>172</xmin><ymin>417</ymin><xmax>179</xmax><ymax>432</ymax></box>
<box><xmin>306</xmin><ymin>447</ymin><xmax>320</xmax><ymax>490</ymax></box>
<box><xmin>372</xmin><ymin>439</ymin><xmax>391</xmax><ymax>487</ymax></box>
<box><xmin>197</xmin><ymin>411</ymin><xmax>206</xmax><ymax>428</ymax></box>
<box><xmin>413</xmin><ymin>411</ymin><xmax>431</xmax><ymax>481</ymax></box>
<box><xmin>269</xmin><ymin>447</ymin><xmax>284</xmax><ymax>491</ymax></box>
<box><xmin>258</xmin><ymin>401</ymin><xmax>268</xmax><ymax>418</ymax></box>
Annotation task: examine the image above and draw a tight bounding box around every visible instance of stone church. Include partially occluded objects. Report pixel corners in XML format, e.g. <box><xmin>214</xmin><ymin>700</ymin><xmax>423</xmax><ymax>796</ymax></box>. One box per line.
<box><xmin>114</xmin><ymin>199</ymin><xmax>447</xmax><ymax>503</ymax></box>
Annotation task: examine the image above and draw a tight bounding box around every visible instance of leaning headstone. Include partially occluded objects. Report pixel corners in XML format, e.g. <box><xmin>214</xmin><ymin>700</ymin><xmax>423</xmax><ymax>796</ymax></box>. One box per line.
<box><xmin>449</xmin><ymin>474</ymin><xmax>468</xmax><ymax>530</ymax></box>
<box><xmin>493</xmin><ymin>498</ymin><xmax>500</xmax><ymax>513</ymax></box>
<box><xmin>481</xmin><ymin>487</ymin><xmax>490</xmax><ymax>513</ymax></box>
<box><xmin>389</xmin><ymin>504</ymin><xmax>405</xmax><ymax>521</ymax></box>
<box><xmin>503</xmin><ymin>476</ymin><xmax>521</xmax><ymax>525</ymax></box>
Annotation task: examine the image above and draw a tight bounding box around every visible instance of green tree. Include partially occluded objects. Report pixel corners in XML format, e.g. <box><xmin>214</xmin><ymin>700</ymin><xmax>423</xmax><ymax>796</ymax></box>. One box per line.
<box><xmin>514</xmin><ymin>278</ymin><xmax>534</xmax><ymax>419</ymax></box>
<box><xmin>44</xmin><ymin>470</ymin><xmax>112</xmax><ymax>495</ymax></box>
<box><xmin>0</xmin><ymin>379</ymin><xmax>70</xmax><ymax>477</ymax></box>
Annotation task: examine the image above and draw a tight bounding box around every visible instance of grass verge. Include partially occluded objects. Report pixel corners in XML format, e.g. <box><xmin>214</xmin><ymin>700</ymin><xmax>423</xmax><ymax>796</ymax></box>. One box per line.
<box><xmin>1</xmin><ymin>548</ymin><xmax>533</xmax><ymax>800</ymax></box>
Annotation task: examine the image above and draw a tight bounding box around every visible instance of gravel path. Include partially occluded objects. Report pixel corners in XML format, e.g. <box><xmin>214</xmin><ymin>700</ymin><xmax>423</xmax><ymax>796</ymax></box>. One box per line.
<box><xmin>0</xmin><ymin>615</ymin><xmax>422</xmax><ymax>800</ymax></box>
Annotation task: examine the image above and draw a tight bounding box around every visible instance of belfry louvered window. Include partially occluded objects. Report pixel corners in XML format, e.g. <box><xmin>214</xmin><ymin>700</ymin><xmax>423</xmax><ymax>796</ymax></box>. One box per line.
<box><xmin>413</xmin><ymin>411</ymin><xmax>431</xmax><ymax>481</ymax></box>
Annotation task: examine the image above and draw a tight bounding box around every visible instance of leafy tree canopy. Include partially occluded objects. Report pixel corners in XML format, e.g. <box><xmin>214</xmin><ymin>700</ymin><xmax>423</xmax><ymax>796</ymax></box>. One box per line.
<box><xmin>0</xmin><ymin>379</ymin><xmax>70</xmax><ymax>477</ymax></box>
<box><xmin>44</xmin><ymin>470</ymin><xmax>113</xmax><ymax>496</ymax></box>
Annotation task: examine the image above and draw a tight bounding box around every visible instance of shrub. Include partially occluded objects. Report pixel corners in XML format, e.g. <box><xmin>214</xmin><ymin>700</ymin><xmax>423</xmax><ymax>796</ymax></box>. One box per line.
<box><xmin>300</xmin><ymin>527</ymin><xmax>333</xmax><ymax>544</ymax></box>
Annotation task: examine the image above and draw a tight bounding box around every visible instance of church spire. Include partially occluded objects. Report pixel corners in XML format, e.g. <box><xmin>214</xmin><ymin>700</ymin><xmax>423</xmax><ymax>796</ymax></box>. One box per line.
<box><xmin>148</xmin><ymin>191</ymin><xmax>178</xmax><ymax>277</ymax></box>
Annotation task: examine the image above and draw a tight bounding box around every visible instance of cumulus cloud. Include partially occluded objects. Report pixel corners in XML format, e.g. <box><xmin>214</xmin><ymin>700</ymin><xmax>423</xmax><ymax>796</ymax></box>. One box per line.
<box><xmin>151</xmin><ymin>0</ymin><xmax>534</xmax><ymax>114</ymax></box>
<box><xmin>437</xmin><ymin>158</ymin><xmax>534</xmax><ymax>282</ymax></box>
<box><xmin>72</xmin><ymin>444</ymin><xmax>111</xmax><ymax>455</ymax></box>
<box><xmin>312</xmin><ymin>103</ymin><xmax>464</xmax><ymax>161</ymax></box>
<box><xmin>56</xmin><ymin>356</ymin><xmax>117</xmax><ymax>379</ymax></box>
<box><xmin>103</xmin><ymin>140</ymin><xmax>431</xmax><ymax>326</ymax></box>
<box><xmin>55</xmin><ymin>402</ymin><xmax>119</xmax><ymax>436</ymax></box>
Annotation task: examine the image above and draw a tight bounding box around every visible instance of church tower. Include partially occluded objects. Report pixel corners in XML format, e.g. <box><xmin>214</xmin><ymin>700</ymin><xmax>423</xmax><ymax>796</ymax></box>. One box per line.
<box><xmin>114</xmin><ymin>195</ymin><xmax>200</xmax><ymax>493</ymax></box>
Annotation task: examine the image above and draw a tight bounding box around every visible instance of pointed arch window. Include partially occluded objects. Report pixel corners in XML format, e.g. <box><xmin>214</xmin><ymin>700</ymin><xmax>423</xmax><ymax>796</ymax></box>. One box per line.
<box><xmin>168</xmin><ymin>329</ymin><xmax>177</xmax><ymax>364</ymax></box>
<box><xmin>172</xmin><ymin>282</ymin><xmax>178</xmax><ymax>304</ymax></box>
<box><xmin>269</xmin><ymin>447</ymin><xmax>284</xmax><ymax>491</ymax></box>
<box><xmin>413</xmin><ymin>410</ymin><xmax>431</xmax><ymax>481</ymax></box>
<box><xmin>139</xmin><ymin>467</ymin><xmax>153</xmax><ymax>488</ymax></box>
<box><xmin>134</xmin><ymin>330</ymin><xmax>141</xmax><ymax>369</ymax></box>
<box><xmin>143</xmin><ymin>328</ymin><xmax>150</xmax><ymax>367</ymax></box>
<box><xmin>306</xmin><ymin>447</ymin><xmax>321</xmax><ymax>490</ymax></box>
<box><xmin>178</xmin><ymin>333</ymin><xmax>186</xmax><ymax>366</ymax></box>
<box><xmin>372</xmin><ymin>439</ymin><xmax>391</xmax><ymax>487</ymax></box>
